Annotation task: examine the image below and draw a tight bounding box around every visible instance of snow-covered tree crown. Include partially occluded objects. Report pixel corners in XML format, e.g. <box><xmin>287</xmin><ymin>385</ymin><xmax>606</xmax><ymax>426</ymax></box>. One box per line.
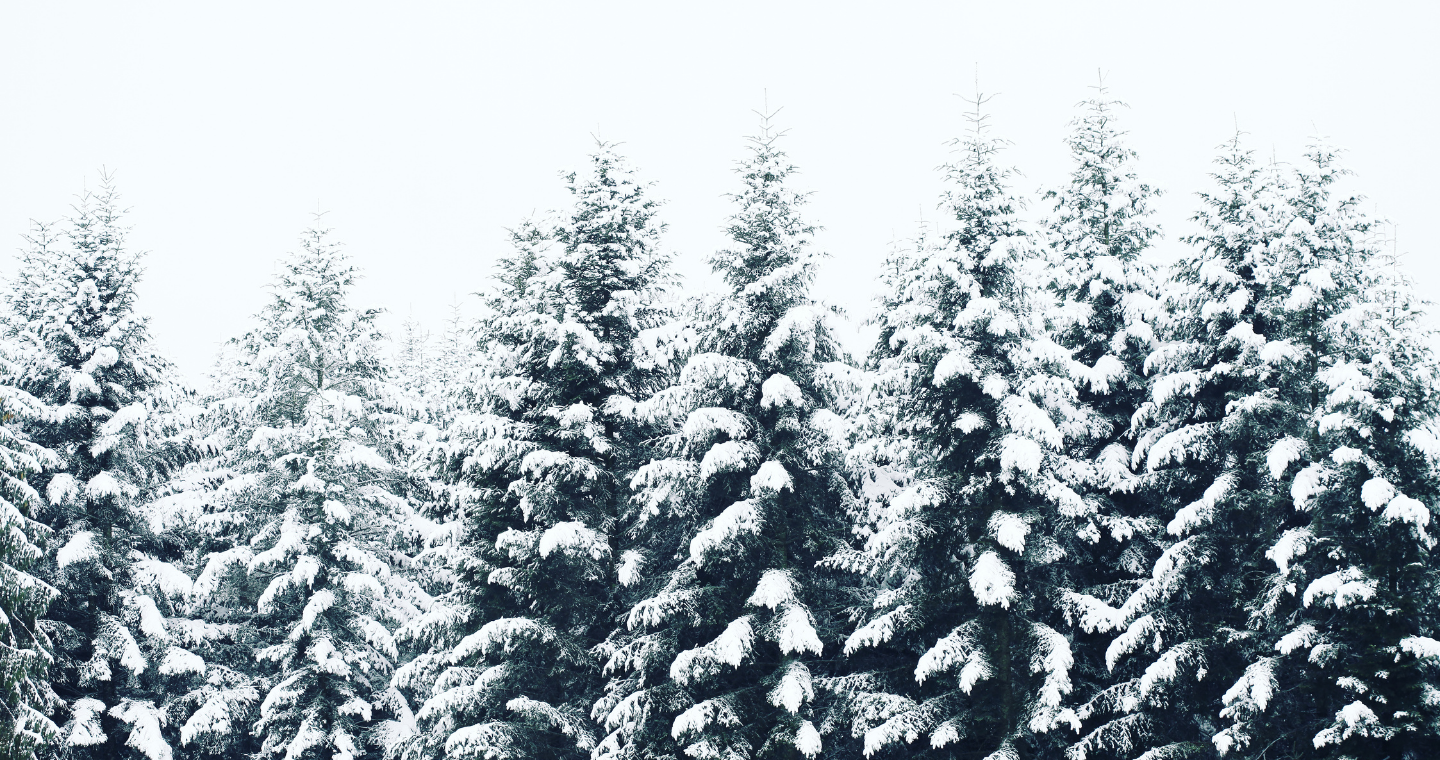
<box><xmin>709</xmin><ymin>107</ymin><xmax>820</xmax><ymax>304</ymax></box>
<box><xmin>230</xmin><ymin>224</ymin><xmax>385</xmax><ymax>421</ymax></box>
<box><xmin>1044</xmin><ymin>77</ymin><xmax>1160</xmax><ymax>264</ymax></box>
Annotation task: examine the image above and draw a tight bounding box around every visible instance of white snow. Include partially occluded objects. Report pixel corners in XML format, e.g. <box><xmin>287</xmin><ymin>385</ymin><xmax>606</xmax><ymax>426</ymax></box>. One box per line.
<box><xmin>749</xmin><ymin>460</ymin><xmax>793</xmax><ymax>495</ymax></box>
<box><xmin>158</xmin><ymin>647</ymin><xmax>206</xmax><ymax>676</ymax></box>
<box><xmin>795</xmin><ymin>721</ymin><xmax>822</xmax><ymax>758</ymax></box>
<box><xmin>689</xmin><ymin>499</ymin><xmax>761</xmax><ymax>564</ymax></box>
<box><xmin>776</xmin><ymin>605</ymin><xmax>824</xmax><ymax>656</ymax></box>
<box><xmin>746</xmin><ymin>569</ymin><xmax>797</xmax><ymax>610</ymax></box>
<box><xmin>1312</xmin><ymin>700</ymin><xmax>1385</xmax><ymax>748</ymax></box>
<box><xmin>1360</xmin><ymin>477</ymin><xmax>1396</xmax><ymax>511</ymax></box>
<box><xmin>682</xmin><ymin>407</ymin><xmax>751</xmax><ymax>442</ymax></box>
<box><xmin>1166</xmin><ymin>472</ymin><xmax>1227</xmax><ymax>536</ymax></box>
<box><xmin>1266</xmin><ymin>437</ymin><xmax>1307</xmax><ymax>480</ymax></box>
<box><xmin>998</xmin><ymin>435</ymin><xmax>1043</xmax><ymax>477</ymax></box>
<box><xmin>109</xmin><ymin>700</ymin><xmax>172</xmax><ymax>760</ymax></box>
<box><xmin>1276</xmin><ymin>624</ymin><xmax>1320</xmax><ymax>655</ymax></box>
<box><xmin>760</xmin><ymin>373</ymin><xmax>805</xmax><ymax>410</ymax></box>
<box><xmin>844</xmin><ymin>605</ymin><xmax>911</xmax><ymax>655</ymax></box>
<box><xmin>1399</xmin><ymin>636</ymin><xmax>1440</xmax><ymax>661</ymax></box>
<box><xmin>68</xmin><ymin>698</ymin><xmax>108</xmax><ymax>746</ymax></box>
<box><xmin>58</xmin><ymin>531</ymin><xmax>99</xmax><ymax>569</ymax></box>
<box><xmin>670</xmin><ymin>617</ymin><xmax>755</xmax><ymax>684</ymax></box>
<box><xmin>616</xmin><ymin>550</ymin><xmax>644</xmax><ymax>587</ymax></box>
<box><xmin>1267</xmin><ymin>527</ymin><xmax>1313</xmax><ymax>574</ymax></box>
<box><xmin>987</xmin><ymin>511</ymin><xmax>1030</xmax><ymax>553</ymax></box>
<box><xmin>537</xmin><ymin>521</ymin><xmax>609</xmax><ymax>561</ymax></box>
<box><xmin>698</xmin><ymin>441</ymin><xmax>759</xmax><ymax>481</ymax></box>
<box><xmin>768</xmin><ymin>661</ymin><xmax>814</xmax><ymax>713</ymax></box>
<box><xmin>1290</xmin><ymin>463</ymin><xmax>1332</xmax><ymax>511</ymax></box>
<box><xmin>969</xmin><ymin>551</ymin><xmax>1016</xmax><ymax>608</ymax></box>
<box><xmin>1303</xmin><ymin>567</ymin><xmax>1376</xmax><ymax>608</ymax></box>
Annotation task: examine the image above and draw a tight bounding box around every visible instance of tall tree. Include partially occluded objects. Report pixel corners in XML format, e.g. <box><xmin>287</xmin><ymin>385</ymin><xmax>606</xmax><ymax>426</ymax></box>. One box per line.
<box><xmin>833</xmin><ymin>93</ymin><xmax>1091</xmax><ymax>760</ymax></box>
<box><xmin>1063</xmin><ymin>135</ymin><xmax>1296</xmax><ymax>759</ymax></box>
<box><xmin>0</xmin><ymin>356</ymin><xmax>63</xmax><ymax>759</ymax></box>
<box><xmin>1209</xmin><ymin>142</ymin><xmax>1440</xmax><ymax>759</ymax></box>
<box><xmin>1036</xmin><ymin>81</ymin><xmax>1172</xmax><ymax>760</ymax></box>
<box><xmin>594</xmin><ymin>110</ymin><xmax>854</xmax><ymax>760</ymax></box>
<box><xmin>1</xmin><ymin>176</ymin><xmax>197</xmax><ymax>760</ymax></box>
<box><xmin>391</xmin><ymin>144</ymin><xmax>671</xmax><ymax>760</ymax></box>
<box><xmin>209</xmin><ymin>224</ymin><xmax>424</xmax><ymax>760</ymax></box>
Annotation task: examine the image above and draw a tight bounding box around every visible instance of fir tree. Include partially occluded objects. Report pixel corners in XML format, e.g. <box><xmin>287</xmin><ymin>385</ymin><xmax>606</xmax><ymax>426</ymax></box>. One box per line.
<box><xmin>391</xmin><ymin>144</ymin><xmax>670</xmax><ymax>760</ymax></box>
<box><xmin>1208</xmin><ymin>142</ymin><xmax>1440</xmax><ymax>758</ymax></box>
<box><xmin>1</xmin><ymin>176</ymin><xmax>199</xmax><ymax>760</ymax></box>
<box><xmin>832</xmin><ymin>94</ymin><xmax>1092</xmax><ymax>760</ymax></box>
<box><xmin>0</xmin><ymin>363</ymin><xmax>63</xmax><ymax>759</ymax></box>
<box><xmin>1035</xmin><ymin>82</ymin><xmax>1172</xmax><ymax>759</ymax></box>
<box><xmin>594</xmin><ymin>110</ymin><xmax>854</xmax><ymax>760</ymax></box>
<box><xmin>1064</xmin><ymin>134</ymin><xmax>1295</xmax><ymax>759</ymax></box>
<box><xmin>210</xmin><ymin>224</ymin><xmax>425</xmax><ymax>760</ymax></box>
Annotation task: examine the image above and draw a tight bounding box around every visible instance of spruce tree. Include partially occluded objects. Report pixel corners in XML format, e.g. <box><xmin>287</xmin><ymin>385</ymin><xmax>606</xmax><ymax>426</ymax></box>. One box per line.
<box><xmin>1208</xmin><ymin>143</ymin><xmax>1440</xmax><ymax>758</ymax></box>
<box><xmin>391</xmin><ymin>144</ymin><xmax>670</xmax><ymax>760</ymax></box>
<box><xmin>1064</xmin><ymin>135</ymin><xmax>1295</xmax><ymax>759</ymax></box>
<box><xmin>209</xmin><ymin>225</ymin><xmax>423</xmax><ymax>760</ymax></box>
<box><xmin>1</xmin><ymin>177</ymin><xmax>199</xmax><ymax>760</ymax></box>
<box><xmin>832</xmin><ymin>95</ymin><xmax>1091</xmax><ymax>760</ymax></box>
<box><xmin>1035</xmin><ymin>83</ymin><xmax>1173</xmax><ymax>760</ymax></box>
<box><xmin>593</xmin><ymin>111</ymin><xmax>853</xmax><ymax>760</ymax></box>
<box><xmin>0</xmin><ymin>360</ymin><xmax>63</xmax><ymax>759</ymax></box>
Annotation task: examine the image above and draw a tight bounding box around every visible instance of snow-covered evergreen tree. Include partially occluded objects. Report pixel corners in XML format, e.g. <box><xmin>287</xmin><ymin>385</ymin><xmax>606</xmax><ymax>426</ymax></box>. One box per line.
<box><xmin>1035</xmin><ymin>83</ymin><xmax>1176</xmax><ymax>759</ymax></box>
<box><xmin>0</xmin><ymin>360</ymin><xmax>63</xmax><ymax>759</ymax></box>
<box><xmin>1</xmin><ymin>177</ymin><xmax>202</xmax><ymax>760</ymax></box>
<box><xmin>1063</xmin><ymin>135</ymin><xmax>1297</xmax><ymax>759</ymax></box>
<box><xmin>1204</xmin><ymin>142</ymin><xmax>1440</xmax><ymax>758</ymax></box>
<box><xmin>205</xmin><ymin>224</ymin><xmax>425</xmax><ymax>760</ymax></box>
<box><xmin>593</xmin><ymin>111</ymin><xmax>853</xmax><ymax>760</ymax></box>
<box><xmin>831</xmin><ymin>95</ymin><xmax>1092</xmax><ymax>760</ymax></box>
<box><xmin>390</xmin><ymin>144</ymin><xmax>670</xmax><ymax>760</ymax></box>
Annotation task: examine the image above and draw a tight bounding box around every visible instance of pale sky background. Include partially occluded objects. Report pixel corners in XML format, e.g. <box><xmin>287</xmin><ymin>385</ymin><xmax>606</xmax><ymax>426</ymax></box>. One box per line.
<box><xmin>0</xmin><ymin>2</ymin><xmax>1435</xmax><ymax>385</ymax></box>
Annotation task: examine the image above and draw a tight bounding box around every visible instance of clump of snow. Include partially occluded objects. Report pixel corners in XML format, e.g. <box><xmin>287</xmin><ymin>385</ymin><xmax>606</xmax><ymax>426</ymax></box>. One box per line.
<box><xmin>1303</xmin><ymin>567</ymin><xmax>1376</xmax><ymax>608</ymax></box>
<box><xmin>1267</xmin><ymin>527</ymin><xmax>1313</xmax><ymax>575</ymax></box>
<box><xmin>969</xmin><ymin>551</ymin><xmax>1015</xmax><ymax>608</ymax></box>
<box><xmin>670</xmin><ymin>617</ymin><xmax>755</xmax><ymax>685</ymax></box>
<box><xmin>746</xmin><ymin>569</ymin><xmax>797</xmax><ymax>610</ymax></box>
<box><xmin>617</xmin><ymin>551</ymin><xmax>644</xmax><ymax>587</ymax></box>
<box><xmin>776</xmin><ymin>605</ymin><xmax>823</xmax><ymax>656</ymax></box>
<box><xmin>768</xmin><ymin>661</ymin><xmax>814</xmax><ymax>714</ymax></box>
<box><xmin>795</xmin><ymin>721</ymin><xmax>822</xmax><ymax>758</ymax></box>
<box><xmin>760</xmin><ymin>374</ymin><xmax>805</xmax><ymax>410</ymax></box>
<box><xmin>689</xmin><ymin>499</ymin><xmax>761</xmax><ymax>564</ymax></box>
<box><xmin>844</xmin><ymin>605</ymin><xmax>911</xmax><ymax>655</ymax></box>
<box><xmin>537</xmin><ymin>521</ymin><xmax>609</xmax><ymax>561</ymax></box>
<box><xmin>998</xmin><ymin>435</ymin><xmax>1042</xmax><ymax>477</ymax></box>
<box><xmin>987</xmin><ymin>511</ymin><xmax>1030</xmax><ymax>553</ymax></box>
<box><xmin>58</xmin><ymin>531</ymin><xmax>99</xmax><ymax>569</ymax></box>
<box><xmin>683</xmin><ymin>407</ymin><xmax>750</xmax><ymax>443</ymax></box>
<box><xmin>68</xmin><ymin>698</ymin><xmax>108</xmax><ymax>747</ymax></box>
<box><xmin>1360</xmin><ymin>477</ymin><xmax>1396</xmax><ymax>511</ymax></box>
<box><xmin>1312</xmin><ymin>701</ymin><xmax>1385</xmax><ymax>748</ymax></box>
<box><xmin>698</xmin><ymin>441</ymin><xmax>759</xmax><ymax>481</ymax></box>
<box><xmin>750</xmin><ymin>460</ymin><xmax>793</xmax><ymax>495</ymax></box>
<box><xmin>1266</xmin><ymin>437</ymin><xmax>1306</xmax><ymax>479</ymax></box>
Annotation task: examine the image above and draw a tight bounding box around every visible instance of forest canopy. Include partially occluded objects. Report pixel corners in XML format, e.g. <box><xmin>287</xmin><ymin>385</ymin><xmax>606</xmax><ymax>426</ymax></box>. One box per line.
<box><xmin>0</xmin><ymin>87</ymin><xmax>1435</xmax><ymax>760</ymax></box>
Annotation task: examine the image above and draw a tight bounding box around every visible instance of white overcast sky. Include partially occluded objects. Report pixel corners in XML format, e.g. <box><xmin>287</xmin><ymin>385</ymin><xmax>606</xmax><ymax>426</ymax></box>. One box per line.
<box><xmin>1</xmin><ymin>2</ymin><xmax>1435</xmax><ymax>383</ymax></box>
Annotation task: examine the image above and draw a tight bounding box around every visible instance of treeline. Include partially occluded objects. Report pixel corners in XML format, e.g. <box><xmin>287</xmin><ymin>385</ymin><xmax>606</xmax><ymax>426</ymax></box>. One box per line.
<box><xmin>0</xmin><ymin>88</ymin><xmax>1435</xmax><ymax>760</ymax></box>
